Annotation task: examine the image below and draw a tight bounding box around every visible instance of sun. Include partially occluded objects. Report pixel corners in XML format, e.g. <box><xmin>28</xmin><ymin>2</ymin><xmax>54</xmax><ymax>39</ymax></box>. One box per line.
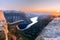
<box><xmin>56</xmin><ymin>10</ymin><xmax>60</xmax><ymax>12</ymax></box>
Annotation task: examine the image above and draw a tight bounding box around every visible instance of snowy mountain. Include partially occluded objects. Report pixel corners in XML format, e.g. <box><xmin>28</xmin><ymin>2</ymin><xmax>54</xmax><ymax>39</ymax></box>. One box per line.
<box><xmin>4</xmin><ymin>10</ymin><xmax>32</xmax><ymax>29</ymax></box>
<box><xmin>36</xmin><ymin>17</ymin><xmax>60</xmax><ymax>40</ymax></box>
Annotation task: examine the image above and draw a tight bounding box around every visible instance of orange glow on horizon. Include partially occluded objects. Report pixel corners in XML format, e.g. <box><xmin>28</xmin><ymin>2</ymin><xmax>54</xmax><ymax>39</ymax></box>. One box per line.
<box><xmin>19</xmin><ymin>8</ymin><xmax>58</xmax><ymax>12</ymax></box>
<box><xmin>52</xmin><ymin>10</ymin><xmax>60</xmax><ymax>17</ymax></box>
<box><xmin>1</xmin><ymin>8</ymin><xmax>60</xmax><ymax>13</ymax></box>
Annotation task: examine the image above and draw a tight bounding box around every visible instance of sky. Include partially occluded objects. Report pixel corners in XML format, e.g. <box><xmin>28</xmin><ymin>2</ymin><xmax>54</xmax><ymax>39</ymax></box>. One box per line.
<box><xmin>0</xmin><ymin>0</ymin><xmax>60</xmax><ymax>12</ymax></box>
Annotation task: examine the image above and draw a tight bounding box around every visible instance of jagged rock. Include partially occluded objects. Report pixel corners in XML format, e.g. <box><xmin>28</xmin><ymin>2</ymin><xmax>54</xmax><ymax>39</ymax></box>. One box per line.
<box><xmin>8</xmin><ymin>25</ymin><xmax>22</xmax><ymax>40</ymax></box>
<box><xmin>0</xmin><ymin>31</ymin><xmax>5</xmax><ymax>40</ymax></box>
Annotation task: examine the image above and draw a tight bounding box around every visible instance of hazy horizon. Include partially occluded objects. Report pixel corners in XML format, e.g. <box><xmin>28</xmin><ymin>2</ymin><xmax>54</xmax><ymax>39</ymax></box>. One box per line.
<box><xmin>0</xmin><ymin>0</ymin><xmax>60</xmax><ymax>12</ymax></box>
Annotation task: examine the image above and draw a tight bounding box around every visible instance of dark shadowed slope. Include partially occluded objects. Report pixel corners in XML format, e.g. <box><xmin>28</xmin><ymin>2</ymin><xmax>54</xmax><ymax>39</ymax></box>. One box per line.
<box><xmin>23</xmin><ymin>16</ymin><xmax>53</xmax><ymax>40</ymax></box>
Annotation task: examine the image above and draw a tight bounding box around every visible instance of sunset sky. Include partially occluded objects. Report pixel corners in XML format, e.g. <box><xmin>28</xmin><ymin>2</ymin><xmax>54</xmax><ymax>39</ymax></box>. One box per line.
<box><xmin>0</xmin><ymin>0</ymin><xmax>60</xmax><ymax>12</ymax></box>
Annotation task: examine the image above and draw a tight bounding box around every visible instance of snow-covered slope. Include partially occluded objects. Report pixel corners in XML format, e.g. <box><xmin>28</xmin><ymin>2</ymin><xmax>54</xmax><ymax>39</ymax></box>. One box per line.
<box><xmin>22</xmin><ymin>17</ymin><xmax>38</xmax><ymax>30</ymax></box>
<box><xmin>36</xmin><ymin>17</ymin><xmax>60</xmax><ymax>40</ymax></box>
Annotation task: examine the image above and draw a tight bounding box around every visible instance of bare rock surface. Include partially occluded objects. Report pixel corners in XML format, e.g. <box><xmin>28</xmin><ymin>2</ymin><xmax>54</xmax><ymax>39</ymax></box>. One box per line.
<box><xmin>0</xmin><ymin>31</ymin><xmax>5</xmax><ymax>40</ymax></box>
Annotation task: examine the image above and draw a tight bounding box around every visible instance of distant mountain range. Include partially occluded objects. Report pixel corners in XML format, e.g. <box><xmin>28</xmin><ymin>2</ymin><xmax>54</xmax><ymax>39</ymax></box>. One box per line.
<box><xmin>25</xmin><ymin>12</ymin><xmax>52</xmax><ymax>18</ymax></box>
